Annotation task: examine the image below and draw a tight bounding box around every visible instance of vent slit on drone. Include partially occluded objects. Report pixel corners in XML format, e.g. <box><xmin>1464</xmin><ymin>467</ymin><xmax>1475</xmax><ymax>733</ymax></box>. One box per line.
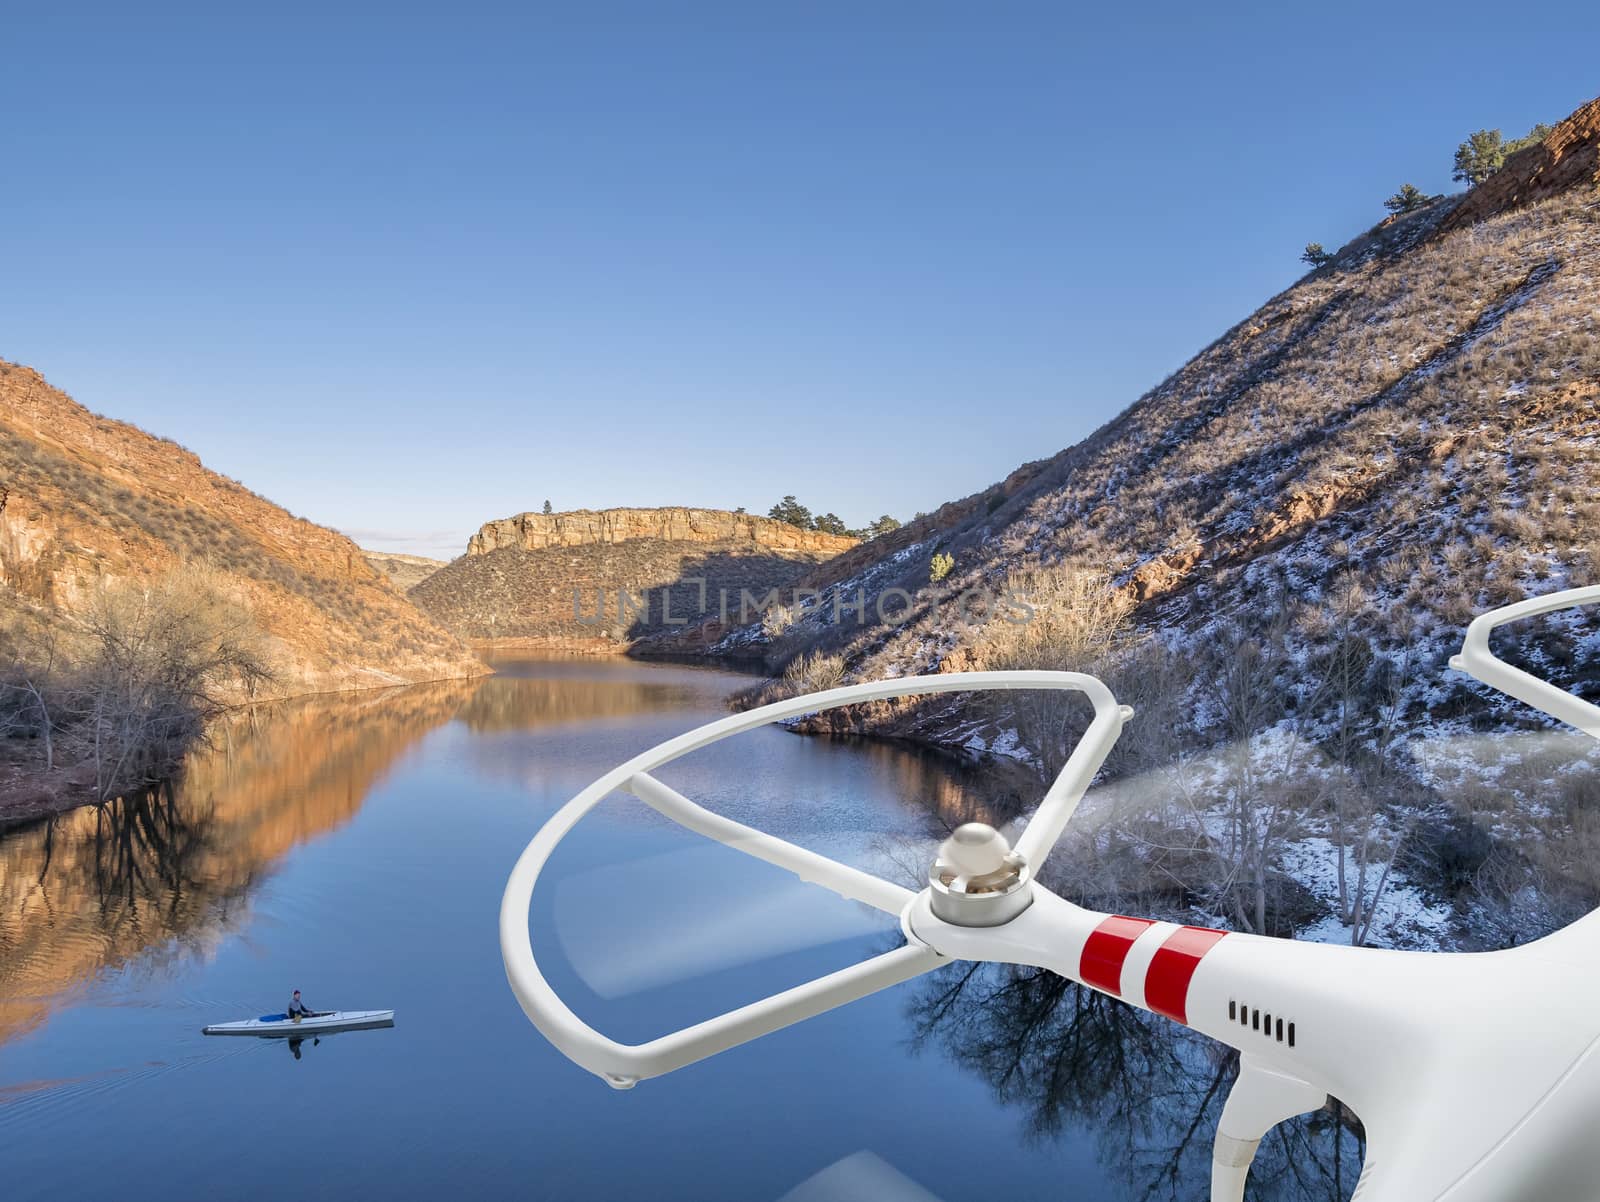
<box><xmin>1232</xmin><ymin>1000</ymin><xmax>1295</xmax><ymax>1046</ymax></box>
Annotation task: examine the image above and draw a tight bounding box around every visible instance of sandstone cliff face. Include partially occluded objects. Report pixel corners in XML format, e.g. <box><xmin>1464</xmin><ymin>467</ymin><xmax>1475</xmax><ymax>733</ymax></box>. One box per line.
<box><xmin>1441</xmin><ymin>94</ymin><xmax>1600</xmax><ymax>233</ymax></box>
<box><xmin>423</xmin><ymin>508</ymin><xmax>858</xmax><ymax>648</ymax></box>
<box><xmin>634</xmin><ymin>461</ymin><xmax>1051</xmax><ymax>657</ymax></box>
<box><xmin>467</xmin><ymin>507</ymin><xmax>858</xmax><ymax>556</ymax></box>
<box><xmin>0</xmin><ymin>361</ymin><xmax>484</xmax><ymax>695</ymax></box>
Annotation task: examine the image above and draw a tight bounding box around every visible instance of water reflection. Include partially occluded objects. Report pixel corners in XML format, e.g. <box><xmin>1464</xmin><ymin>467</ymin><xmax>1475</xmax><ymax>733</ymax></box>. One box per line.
<box><xmin>0</xmin><ymin>658</ymin><xmax>753</xmax><ymax>1054</ymax></box>
<box><xmin>2</xmin><ymin>657</ymin><xmax>1365</xmax><ymax>1200</ymax></box>
<box><xmin>453</xmin><ymin>662</ymin><xmax>703</xmax><ymax>733</ymax></box>
<box><xmin>830</xmin><ymin>737</ymin><xmax>1037</xmax><ymax>835</ymax></box>
<box><xmin>906</xmin><ymin>962</ymin><xmax>1364</xmax><ymax>1200</ymax></box>
<box><xmin>0</xmin><ymin>681</ymin><xmax>479</xmax><ymax>1048</ymax></box>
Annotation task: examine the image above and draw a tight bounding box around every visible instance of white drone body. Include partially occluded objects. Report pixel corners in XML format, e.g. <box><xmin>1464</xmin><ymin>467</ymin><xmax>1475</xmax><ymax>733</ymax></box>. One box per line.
<box><xmin>501</xmin><ymin>586</ymin><xmax>1600</xmax><ymax>1202</ymax></box>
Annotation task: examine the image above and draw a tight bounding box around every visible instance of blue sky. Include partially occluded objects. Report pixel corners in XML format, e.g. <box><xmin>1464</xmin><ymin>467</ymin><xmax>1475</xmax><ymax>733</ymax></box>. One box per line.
<box><xmin>3</xmin><ymin>3</ymin><xmax>1595</xmax><ymax>558</ymax></box>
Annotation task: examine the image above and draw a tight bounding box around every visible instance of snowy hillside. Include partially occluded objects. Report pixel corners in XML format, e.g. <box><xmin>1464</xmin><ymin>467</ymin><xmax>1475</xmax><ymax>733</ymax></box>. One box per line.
<box><xmin>696</xmin><ymin>96</ymin><xmax>1600</xmax><ymax>953</ymax></box>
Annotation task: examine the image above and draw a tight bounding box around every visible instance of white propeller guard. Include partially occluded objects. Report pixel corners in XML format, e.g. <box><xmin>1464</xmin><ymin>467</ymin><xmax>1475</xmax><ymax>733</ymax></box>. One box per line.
<box><xmin>1449</xmin><ymin>583</ymin><xmax>1600</xmax><ymax>738</ymax></box>
<box><xmin>498</xmin><ymin>670</ymin><xmax>1128</xmax><ymax>1087</ymax></box>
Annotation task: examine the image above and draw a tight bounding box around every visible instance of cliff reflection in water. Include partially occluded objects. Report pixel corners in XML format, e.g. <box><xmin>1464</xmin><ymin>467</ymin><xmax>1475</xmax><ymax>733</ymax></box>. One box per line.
<box><xmin>0</xmin><ymin>680</ymin><xmax>476</xmax><ymax>1048</ymax></box>
<box><xmin>906</xmin><ymin>962</ymin><xmax>1364</xmax><ymax>1201</ymax></box>
<box><xmin>0</xmin><ymin>662</ymin><xmax>710</xmax><ymax>1052</ymax></box>
<box><xmin>452</xmin><ymin>670</ymin><xmax>701</xmax><ymax>734</ymax></box>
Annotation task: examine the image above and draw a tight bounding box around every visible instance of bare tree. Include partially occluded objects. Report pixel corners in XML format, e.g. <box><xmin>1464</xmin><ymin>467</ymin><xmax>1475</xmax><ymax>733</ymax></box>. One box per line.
<box><xmin>1209</xmin><ymin>619</ymin><xmax>1306</xmax><ymax>935</ymax></box>
<box><xmin>1315</xmin><ymin>585</ymin><xmax>1417</xmax><ymax>946</ymax></box>
<box><xmin>71</xmin><ymin>567</ymin><xmax>274</xmax><ymax>800</ymax></box>
<box><xmin>1</xmin><ymin>613</ymin><xmax>62</xmax><ymax>771</ymax></box>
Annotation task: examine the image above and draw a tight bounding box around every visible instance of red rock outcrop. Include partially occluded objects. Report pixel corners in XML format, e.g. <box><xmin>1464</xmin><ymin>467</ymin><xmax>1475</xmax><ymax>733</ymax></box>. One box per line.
<box><xmin>1441</xmin><ymin>94</ymin><xmax>1600</xmax><ymax>231</ymax></box>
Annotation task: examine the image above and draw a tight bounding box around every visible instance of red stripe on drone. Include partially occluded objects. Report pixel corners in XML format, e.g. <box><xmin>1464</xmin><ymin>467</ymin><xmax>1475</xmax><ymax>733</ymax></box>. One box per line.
<box><xmin>1144</xmin><ymin>926</ymin><xmax>1229</xmax><ymax>1025</ymax></box>
<box><xmin>1079</xmin><ymin>916</ymin><xmax>1156</xmax><ymax>996</ymax></box>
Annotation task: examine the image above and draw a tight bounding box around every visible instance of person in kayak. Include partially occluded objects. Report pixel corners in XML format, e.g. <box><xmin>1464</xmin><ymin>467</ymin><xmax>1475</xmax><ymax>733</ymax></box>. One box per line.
<box><xmin>287</xmin><ymin>990</ymin><xmax>317</xmax><ymax>1021</ymax></box>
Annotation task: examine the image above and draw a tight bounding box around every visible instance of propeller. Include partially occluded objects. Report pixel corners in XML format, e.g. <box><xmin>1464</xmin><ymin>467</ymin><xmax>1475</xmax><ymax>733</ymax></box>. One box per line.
<box><xmin>553</xmin><ymin>838</ymin><xmax>908</xmax><ymax>998</ymax></box>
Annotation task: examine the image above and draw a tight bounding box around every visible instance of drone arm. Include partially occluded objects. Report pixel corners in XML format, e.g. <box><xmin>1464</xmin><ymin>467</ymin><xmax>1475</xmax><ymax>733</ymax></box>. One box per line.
<box><xmin>1450</xmin><ymin>583</ymin><xmax>1600</xmax><ymax>738</ymax></box>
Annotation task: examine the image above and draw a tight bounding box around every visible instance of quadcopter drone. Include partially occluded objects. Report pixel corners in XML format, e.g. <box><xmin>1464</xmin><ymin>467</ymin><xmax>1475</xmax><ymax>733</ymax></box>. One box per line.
<box><xmin>502</xmin><ymin>585</ymin><xmax>1600</xmax><ymax>1202</ymax></box>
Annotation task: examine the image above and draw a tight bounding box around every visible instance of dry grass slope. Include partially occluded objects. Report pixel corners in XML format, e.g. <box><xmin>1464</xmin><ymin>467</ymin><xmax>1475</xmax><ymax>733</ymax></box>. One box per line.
<box><xmin>716</xmin><ymin>96</ymin><xmax>1600</xmax><ymax>947</ymax></box>
<box><xmin>0</xmin><ymin>360</ymin><xmax>483</xmax><ymax>696</ymax></box>
<box><xmin>730</xmin><ymin>179</ymin><xmax>1600</xmax><ymax>714</ymax></box>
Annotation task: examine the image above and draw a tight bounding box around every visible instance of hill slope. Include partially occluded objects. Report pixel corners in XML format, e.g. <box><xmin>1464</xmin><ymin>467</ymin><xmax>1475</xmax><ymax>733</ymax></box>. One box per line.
<box><xmin>719</xmin><ymin>102</ymin><xmax>1600</xmax><ymax>722</ymax></box>
<box><xmin>699</xmin><ymin>95</ymin><xmax>1600</xmax><ymax>948</ymax></box>
<box><xmin>0</xmin><ymin>361</ymin><xmax>483</xmax><ymax>696</ymax></box>
<box><xmin>411</xmin><ymin>507</ymin><xmax>857</xmax><ymax>648</ymax></box>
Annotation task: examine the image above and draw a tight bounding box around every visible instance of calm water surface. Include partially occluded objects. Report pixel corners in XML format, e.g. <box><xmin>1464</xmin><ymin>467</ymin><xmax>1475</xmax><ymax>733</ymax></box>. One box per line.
<box><xmin>0</xmin><ymin>657</ymin><xmax>1357</xmax><ymax>1201</ymax></box>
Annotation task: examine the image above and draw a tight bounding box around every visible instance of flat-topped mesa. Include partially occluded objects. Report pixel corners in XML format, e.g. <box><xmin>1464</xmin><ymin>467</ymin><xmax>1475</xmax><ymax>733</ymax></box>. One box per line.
<box><xmin>466</xmin><ymin>507</ymin><xmax>859</xmax><ymax>557</ymax></box>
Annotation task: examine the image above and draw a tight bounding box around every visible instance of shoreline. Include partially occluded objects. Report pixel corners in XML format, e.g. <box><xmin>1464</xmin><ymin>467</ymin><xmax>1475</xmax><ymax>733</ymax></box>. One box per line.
<box><xmin>468</xmin><ymin>632</ymin><xmax>770</xmax><ymax>670</ymax></box>
<box><xmin>0</xmin><ymin>663</ymin><xmax>496</xmax><ymax>832</ymax></box>
<box><xmin>0</xmin><ymin>651</ymin><xmax>789</xmax><ymax>831</ymax></box>
<box><xmin>468</xmin><ymin>635</ymin><xmax>631</xmax><ymax>656</ymax></box>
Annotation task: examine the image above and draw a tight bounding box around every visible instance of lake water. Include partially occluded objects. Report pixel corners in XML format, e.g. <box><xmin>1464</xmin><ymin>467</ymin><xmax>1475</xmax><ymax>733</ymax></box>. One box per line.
<box><xmin>0</xmin><ymin>656</ymin><xmax>1358</xmax><ymax>1201</ymax></box>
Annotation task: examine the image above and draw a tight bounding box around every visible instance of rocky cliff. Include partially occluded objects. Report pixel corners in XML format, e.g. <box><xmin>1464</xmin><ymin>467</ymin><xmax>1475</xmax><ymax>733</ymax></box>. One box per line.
<box><xmin>414</xmin><ymin>507</ymin><xmax>856</xmax><ymax>648</ymax></box>
<box><xmin>467</xmin><ymin>506</ymin><xmax>857</xmax><ymax>556</ymax></box>
<box><xmin>1441</xmin><ymin>94</ymin><xmax>1600</xmax><ymax>232</ymax></box>
<box><xmin>0</xmin><ymin>360</ymin><xmax>484</xmax><ymax>696</ymax></box>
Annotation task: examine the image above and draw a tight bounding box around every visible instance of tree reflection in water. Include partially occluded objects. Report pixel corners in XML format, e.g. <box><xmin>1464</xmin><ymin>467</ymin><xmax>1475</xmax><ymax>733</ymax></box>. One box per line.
<box><xmin>906</xmin><ymin>962</ymin><xmax>1364</xmax><ymax>1201</ymax></box>
<box><xmin>86</xmin><ymin>781</ymin><xmax>218</xmax><ymax>934</ymax></box>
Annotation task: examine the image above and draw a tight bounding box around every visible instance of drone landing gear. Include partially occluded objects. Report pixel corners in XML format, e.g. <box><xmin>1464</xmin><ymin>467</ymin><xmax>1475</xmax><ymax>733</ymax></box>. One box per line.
<box><xmin>1211</xmin><ymin>1057</ymin><xmax>1327</xmax><ymax>1202</ymax></box>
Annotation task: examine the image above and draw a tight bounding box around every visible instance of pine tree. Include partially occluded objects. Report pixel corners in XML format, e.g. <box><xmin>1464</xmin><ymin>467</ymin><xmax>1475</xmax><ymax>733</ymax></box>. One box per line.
<box><xmin>1505</xmin><ymin>123</ymin><xmax>1553</xmax><ymax>156</ymax></box>
<box><xmin>1384</xmin><ymin>183</ymin><xmax>1428</xmax><ymax>215</ymax></box>
<box><xmin>1453</xmin><ymin>129</ymin><xmax>1506</xmax><ymax>187</ymax></box>
<box><xmin>768</xmin><ymin>496</ymin><xmax>813</xmax><ymax>529</ymax></box>
<box><xmin>1301</xmin><ymin>242</ymin><xmax>1335</xmax><ymax>269</ymax></box>
<box><xmin>813</xmin><ymin>512</ymin><xmax>847</xmax><ymax>536</ymax></box>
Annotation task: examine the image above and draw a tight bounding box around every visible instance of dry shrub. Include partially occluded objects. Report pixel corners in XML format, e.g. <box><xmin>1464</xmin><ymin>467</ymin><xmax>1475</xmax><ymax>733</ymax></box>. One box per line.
<box><xmin>970</xmin><ymin>561</ymin><xmax>1135</xmax><ymax>777</ymax></box>
<box><xmin>975</xmin><ymin>560</ymin><xmax>1134</xmax><ymax>673</ymax></box>
<box><xmin>761</xmin><ymin>603</ymin><xmax>795</xmax><ymax>638</ymax></box>
<box><xmin>782</xmin><ymin>650</ymin><xmax>845</xmax><ymax>695</ymax></box>
<box><xmin>72</xmin><ymin>566</ymin><xmax>277</xmax><ymax>797</ymax></box>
